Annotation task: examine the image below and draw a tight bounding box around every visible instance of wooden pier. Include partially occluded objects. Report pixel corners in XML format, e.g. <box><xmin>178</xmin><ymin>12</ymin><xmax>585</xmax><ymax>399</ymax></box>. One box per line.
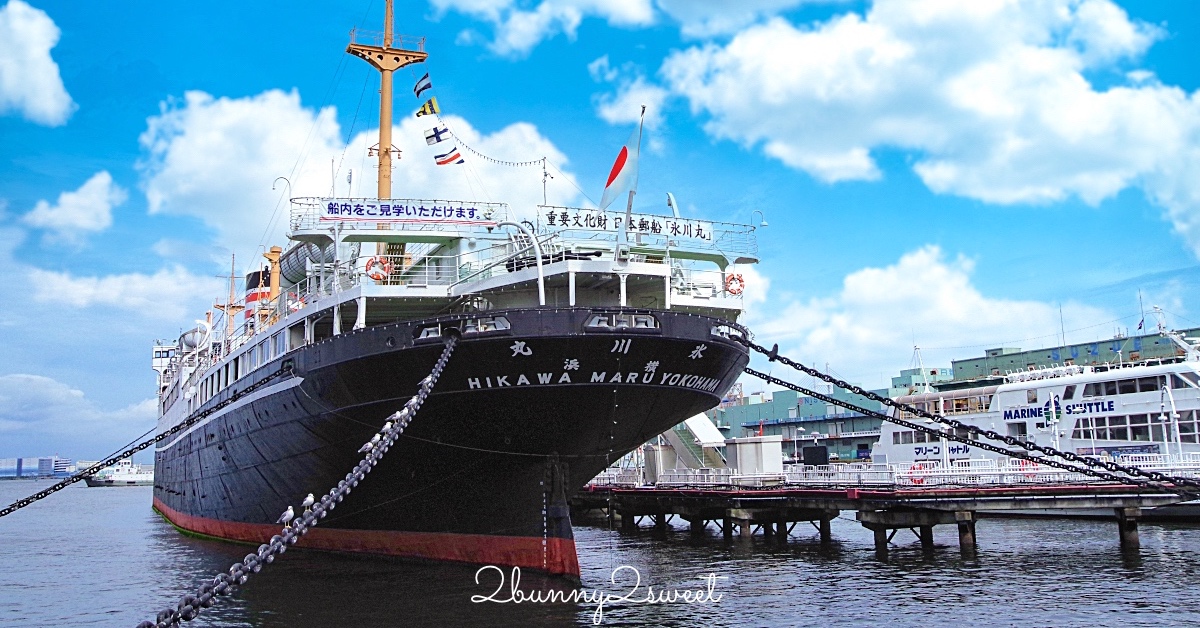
<box><xmin>571</xmin><ymin>484</ymin><xmax>1187</xmax><ymax>555</ymax></box>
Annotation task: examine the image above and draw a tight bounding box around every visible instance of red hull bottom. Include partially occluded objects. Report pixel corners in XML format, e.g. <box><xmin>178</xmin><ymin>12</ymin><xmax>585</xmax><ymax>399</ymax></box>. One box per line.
<box><xmin>153</xmin><ymin>498</ymin><xmax>580</xmax><ymax>578</ymax></box>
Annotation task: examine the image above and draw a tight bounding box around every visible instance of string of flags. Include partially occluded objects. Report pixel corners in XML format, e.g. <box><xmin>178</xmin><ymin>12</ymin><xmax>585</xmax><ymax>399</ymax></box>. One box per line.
<box><xmin>410</xmin><ymin>70</ymin><xmax>541</xmax><ymax>168</ymax></box>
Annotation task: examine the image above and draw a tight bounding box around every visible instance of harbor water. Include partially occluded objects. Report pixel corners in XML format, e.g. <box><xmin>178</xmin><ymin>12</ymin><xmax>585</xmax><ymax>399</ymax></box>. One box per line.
<box><xmin>3</xmin><ymin>479</ymin><xmax>1200</xmax><ymax>626</ymax></box>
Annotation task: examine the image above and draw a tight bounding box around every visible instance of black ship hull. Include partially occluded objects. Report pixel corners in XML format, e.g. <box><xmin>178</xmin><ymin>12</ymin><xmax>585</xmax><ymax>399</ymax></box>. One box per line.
<box><xmin>153</xmin><ymin>307</ymin><xmax>748</xmax><ymax>577</ymax></box>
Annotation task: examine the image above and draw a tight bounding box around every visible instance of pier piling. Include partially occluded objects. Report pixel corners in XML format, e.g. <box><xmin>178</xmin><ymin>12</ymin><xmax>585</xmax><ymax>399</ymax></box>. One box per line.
<box><xmin>919</xmin><ymin>525</ymin><xmax>934</xmax><ymax>552</ymax></box>
<box><xmin>955</xmin><ymin>511</ymin><xmax>977</xmax><ymax>555</ymax></box>
<box><xmin>1116</xmin><ymin>507</ymin><xmax>1140</xmax><ymax>551</ymax></box>
<box><xmin>819</xmin><ymin>518</ymin><xmax>832</xmax><ymax>544</ymax></box>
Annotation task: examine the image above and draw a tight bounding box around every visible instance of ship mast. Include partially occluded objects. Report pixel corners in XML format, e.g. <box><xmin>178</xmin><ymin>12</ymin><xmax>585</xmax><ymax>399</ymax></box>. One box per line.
<box><xmin>346</xmin><ymin>0</ymin><xmax>428</xmax><ymax>200</ymax></box>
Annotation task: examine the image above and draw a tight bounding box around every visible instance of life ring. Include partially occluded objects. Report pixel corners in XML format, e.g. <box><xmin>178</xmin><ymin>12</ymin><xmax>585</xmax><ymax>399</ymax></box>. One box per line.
<box><xmin>725</xmin><ymin>273</ymin><xmax>745</xmax><ymax>295</ymax></box>
<box><xmin>908</xmin><ymin>462</ymin><xmax>926</xmax><ymax>485</ymax></box>
<box><xmin>365</xmin><ymin>257</ymin><xmax>393</xmax><ymax>281</ymax></box>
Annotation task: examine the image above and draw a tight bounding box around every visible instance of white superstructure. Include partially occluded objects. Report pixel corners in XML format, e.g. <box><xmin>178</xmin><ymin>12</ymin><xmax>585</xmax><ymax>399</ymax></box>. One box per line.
<box><xmin>84</xmin><ymin>458</ymin><xmax>153</xmax><ymax>487</ymax></box>
<box><xmin>874</xmin><ymin>331</ymin><xmax>1200</xmax><ymax>468</ymax></box>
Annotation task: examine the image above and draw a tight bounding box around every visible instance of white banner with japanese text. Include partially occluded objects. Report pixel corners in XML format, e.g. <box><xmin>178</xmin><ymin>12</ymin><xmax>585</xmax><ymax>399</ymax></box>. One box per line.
<box><xmin>318</xmin><ymin>199</ymin><xmax>497</xmax><ymax>225</ymax></box>
<box><xmin>541</xmin><ymin>207</ymin><xmax>714</xmax><ymax>243</ymax></box>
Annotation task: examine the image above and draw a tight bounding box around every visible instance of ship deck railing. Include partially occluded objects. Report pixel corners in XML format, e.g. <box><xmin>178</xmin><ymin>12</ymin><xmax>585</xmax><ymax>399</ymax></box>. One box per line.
<box><xmin>598</xmin><ymin>456</ymin><xmax>1200</xmax><ymax>489</ymax></box>
<box><xmin>248</xmin><ymin>246</ymin><xmax>745</xmax><ymax>325</ymax></box>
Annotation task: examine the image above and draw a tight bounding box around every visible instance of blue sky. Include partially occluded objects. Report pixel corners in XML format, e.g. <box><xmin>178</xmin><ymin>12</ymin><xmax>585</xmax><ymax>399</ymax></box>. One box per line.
<box><xmin>2</xmin><ymin>0</ymin><xmax>1200</xmax><ymax>459</ymax></box>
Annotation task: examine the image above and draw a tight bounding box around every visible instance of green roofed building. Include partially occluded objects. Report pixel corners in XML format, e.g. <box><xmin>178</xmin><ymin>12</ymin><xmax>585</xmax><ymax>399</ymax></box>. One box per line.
<box><xmin>947</xmin><ymin>327</ymin><xmax>1200</xmax><ymax>386</ymax></box>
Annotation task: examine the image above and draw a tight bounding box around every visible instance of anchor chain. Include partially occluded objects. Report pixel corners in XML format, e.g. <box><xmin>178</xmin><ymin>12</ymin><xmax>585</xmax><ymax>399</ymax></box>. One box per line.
<box><xmin>0</xmin><ymin>364</ymin><xmax>293</xmax><ymax>520</ymax></box>
<box><xmin>137</xmin><ymin>335</ymin><xmax>458</xmax><ymax>628</ymax></box>
<box><xmin>747</xmin><ymin>341</ymin><xmax>1200</xmax><ymax>494</ymax></box>
<box><xmin>745</xmin><ymin>367</ymin><xmax>1200</xmax><ymax>498</ymax></box>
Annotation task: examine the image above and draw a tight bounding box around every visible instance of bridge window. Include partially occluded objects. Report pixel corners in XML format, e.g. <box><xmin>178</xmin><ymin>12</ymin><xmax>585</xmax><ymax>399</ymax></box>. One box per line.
<box><xmin>1118</xmin><ymin>379</ymin><xmax>1137</xmax><ymax>394</ymax></box>
<box><xmin>900</xmin><ymin>432</ymin><xmax>914</xmax><ymax>444</ymax></box>
<box><xmin>1181</xmin><ymin>418</ymin><xmax>1197</xmax><ymax>443</ymax></box>
<box><xmin>1063</xmin><ymin>385</ymin><xmax>1076</xmax><ymax>400</ymax></box>
<box><xmin>1136</xmin><ymin>377</ymin><xmax>1160</xmax><ymax>393</ymax></box>
<box><xmin>893</xmin><ymin>432</ymin><xmax>901</xmax><ymax>445</ymax></box>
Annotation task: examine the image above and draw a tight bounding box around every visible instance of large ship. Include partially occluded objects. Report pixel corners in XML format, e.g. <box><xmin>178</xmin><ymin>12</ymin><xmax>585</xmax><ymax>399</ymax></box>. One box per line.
<box><xmin>872</xmin><ymin>322</ymin><xmax>1200</xmax><ymax>517</ymax></box>
<box><xmin>150</xmin><ymin>2</ymin><xmax>755</xmax><ymax>578</ymax></box>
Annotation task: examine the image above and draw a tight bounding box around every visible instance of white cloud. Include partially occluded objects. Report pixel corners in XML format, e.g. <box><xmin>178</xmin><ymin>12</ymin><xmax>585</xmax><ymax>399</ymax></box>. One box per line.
<box><xmin>590</xmin><ymin>56</ymin><xmax>669</xmax><ymax>130</ymax></box>
<box><xmin>658</xmin><ymin>0</ymin><xmax>1200</xmax><ymax>255</ymax></box>
<box><xmin>138</xmin><ymin>89</ymin><xmax>344</xmax><ymax>262</ymax></box>
<box><xmin>138</xmin><ymin>89</ymin><xmax>583</xmax><ymax>253</ymax></box>
<box><xmin>22</xmin><ymin>171</ymin><xmax>126</xmax><ymax>242</ymax></box>
<box><xmin>744</xmin><ymin>246</ymin><xmax>1113</xmax><ymax>386</ymax></box>
<box><xmin>0</xmin><ymin>374</ymin><xmax>156</xmax><ymax>458</ymax></box>
<box><xmin>27</xmin><ymin>265</ymin><xmax>224</xmax><ymax>321</ymax></box>
<box><xmin>431</xmin><ymin>0</ymin><xmax>654</xmax><ymax>56</ymax></box>
<box><xmin>0</xmin><ymin>0</ymin><xmax>75</xmax><ymax>125</ymax></box>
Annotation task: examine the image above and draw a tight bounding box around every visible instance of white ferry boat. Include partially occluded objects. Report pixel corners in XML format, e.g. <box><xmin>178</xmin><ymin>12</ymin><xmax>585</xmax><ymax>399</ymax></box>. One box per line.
<box><xmin>84</xmin><ymin>458</ymin><xmax>153</xmax><ymax>487</ymax></box>
<box><xmin>871</xmin><ymin>327</ymin><xmax>1200</xmax><ymax>518</ymax></box>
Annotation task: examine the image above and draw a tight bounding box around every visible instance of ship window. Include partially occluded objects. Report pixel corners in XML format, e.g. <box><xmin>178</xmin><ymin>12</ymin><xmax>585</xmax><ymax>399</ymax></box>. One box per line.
<box><xmin>1082</xmin><ymin>383</ymin><xmax>1097</xmax><ymax>397</ymax></box>
<box><xmin>1118</xmin><ymin>379</ymin><xmax>1137</xmax><ymax>394</ymax></box>
<box><xmin>1006</xmin><ymin>422</ymin><xmax>1028</xmax><ymax>437</ymax></box>
<box><xmin>1109</xmin><ymin>415</ymin><xmax>1128</xmax><ymax>426</ymax></box>
<box><xmin>1176</xmin><ymin>372</ymin><xmax>1200</xmax><ymax>388</ymax></box>
<box><xmin>901</xmin><ymin>431</ymin><xmax>914</xmax><ymax>444</ymax></box>
<box><xmin>1108</xmin><ymin>426</ymin><xmax>1128</xmax><ymax>440</ymax></box>
<box><xmin>1128</xmin><ymin>414</ymin><xmax>1148</xmax><ymax>426</ymax></box>
<box><xmin>1027</xmin><ymin>389</ymin><xmax>1038</xmax><ymax>403</ymax></box>
<box><xmin>893</xmin><ymin>432</ymin><xmax>901</xmax><ymax>445</ymax></box>
<box><xmin>1063</xmin><ymin>385</ymin><xmax>1077</xmax><ymax>400</ymax></box>
<box><xmin>912</xmin><ymin>431</ymin><xmax>925</xmax><ymax>443</ymax></box>
<box><xmin>1137</xmin><ymin>377</ymin><xmax>1160</xmax><ymax>393</ymax></box>
<box><xmin>1130</xmin><ymin>425</ymin><xmax>1150</xmax><ymax>441</ymax></box>
<box><xmin>1104</xmin><ymin>381</ymin><xmax>1118</xmax><ymax>396</ymax></box>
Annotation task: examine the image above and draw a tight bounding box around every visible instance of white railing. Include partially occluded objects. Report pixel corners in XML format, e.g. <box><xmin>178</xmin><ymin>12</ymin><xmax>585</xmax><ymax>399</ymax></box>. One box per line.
<box><xmin>657</xmin><ymin>468</ymin><xmax>733</xmax><ymax>487</ymax></box>
<box><xmin>588</xmin><ymin>457</ymin><xmax>1200</xmax><ymax>489</ymax></box>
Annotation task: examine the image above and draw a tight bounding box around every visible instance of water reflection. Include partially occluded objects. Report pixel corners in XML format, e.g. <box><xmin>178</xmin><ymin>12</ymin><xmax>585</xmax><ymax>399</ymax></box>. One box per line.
<box><xmin>2</xmin><ymin>480</ymin><xmax>1200</xmax><ymax>627</ymax></box>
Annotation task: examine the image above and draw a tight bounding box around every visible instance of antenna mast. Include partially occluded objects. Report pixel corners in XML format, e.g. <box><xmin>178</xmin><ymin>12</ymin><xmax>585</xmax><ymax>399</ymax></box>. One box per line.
<box><xmin>346</xmin><ymin>0</ymin><xmax>427</xmax><ymax>200</ymax></box>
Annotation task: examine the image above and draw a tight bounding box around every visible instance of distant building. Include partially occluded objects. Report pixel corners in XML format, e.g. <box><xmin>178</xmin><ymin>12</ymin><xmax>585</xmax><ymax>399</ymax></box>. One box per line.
<box><xmin>708</xmin><ymin>386</ymin><xmax>892</xmax><ymax>463</ymax></box>
<box><xmin>888</xmin><ymin>366</ymin><xmax>954</xmax><ymax>397</ymax></box>
<box><xmin>949</xmin><ymin>327</ymin><xmax>1200</xmax><ymax>383</ymax></box>
<box><xmin>0</xmin><ymin>456</ymin><xmax>73</xmax><ymax>478</ymax></box>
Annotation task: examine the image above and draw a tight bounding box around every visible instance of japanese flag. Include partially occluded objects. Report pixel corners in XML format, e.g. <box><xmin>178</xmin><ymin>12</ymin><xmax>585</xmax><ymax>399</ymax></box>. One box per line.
<box><xmin>599</xmin><ymin>124</ymin><xmax>641</xmax><ymax>210</ymax></box>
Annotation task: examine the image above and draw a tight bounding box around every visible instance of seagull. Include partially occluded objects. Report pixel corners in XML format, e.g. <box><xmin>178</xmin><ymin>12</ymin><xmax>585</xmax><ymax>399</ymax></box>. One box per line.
<box><xmin>301</xmin><ymin>493</ymin><xmax>315</xmax><ymax>513</ymax></box>
<box><xmin>382</xmin><ymin>421</ymin><xmax>394</xmax><ymax>432</ymax></box>
<box><xmin>358</xmin><ymin>441</ymin><xmax>375</xmax><ymax>453</ymax></box>
<box><xmin>276</xmin><ymin>506</ymin><xmax>295</xmax><ymax>527</ymax></box>
<box><xmin>370</xmin><ymin>433</ymin><xmax>382</xmax><ymax>444</ymax></box>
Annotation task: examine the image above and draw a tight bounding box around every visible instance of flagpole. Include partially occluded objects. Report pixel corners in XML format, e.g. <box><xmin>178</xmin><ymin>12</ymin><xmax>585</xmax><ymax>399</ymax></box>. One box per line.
<box><xmin>624</xmin><ymin>105</ymin><xmax>646</xmax><ymax>245</ymax></box>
